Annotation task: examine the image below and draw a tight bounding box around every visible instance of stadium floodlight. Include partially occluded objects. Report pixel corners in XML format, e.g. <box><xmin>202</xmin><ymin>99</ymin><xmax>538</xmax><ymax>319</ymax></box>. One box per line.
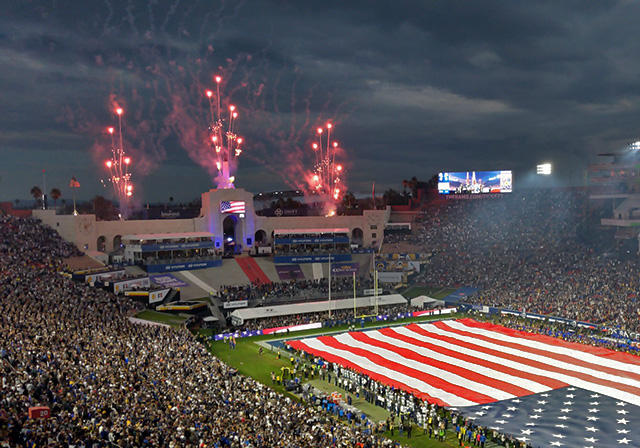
<box><xmin>537</xmin><ymin>163</ymin><xmax>552</xmax><ymax>175</ymax></box>
<box><xmin>630</xmin><ymin>141</ymin><xmax>640</xmax><ymax>151</ymax></box>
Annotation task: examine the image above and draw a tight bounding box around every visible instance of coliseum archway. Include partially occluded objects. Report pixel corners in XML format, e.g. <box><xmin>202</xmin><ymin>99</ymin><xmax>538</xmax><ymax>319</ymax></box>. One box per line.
<box><xmin>97</xmin><ymin>236</ymin><xmax>107</xmax><ymax>252</ymax></box>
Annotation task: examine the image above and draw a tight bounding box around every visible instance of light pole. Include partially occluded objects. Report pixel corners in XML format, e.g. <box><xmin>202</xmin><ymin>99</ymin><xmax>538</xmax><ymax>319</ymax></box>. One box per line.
<box><xmin>328</xmin><ymin>254</ymin><xmax>333</xmax><ymax>318</ymax></box>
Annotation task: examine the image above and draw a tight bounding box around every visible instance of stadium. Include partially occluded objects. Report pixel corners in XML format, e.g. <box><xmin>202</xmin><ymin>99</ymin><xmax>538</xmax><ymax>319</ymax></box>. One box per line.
<box><xmin>3</xmin><ymin>149</ymin><xmax>640</xmax><ymax>448</ymax></box>
<box><xmin>4</xmin><ymin>3</ymin><xmax>640</xmax><ymax>445</ymax></box>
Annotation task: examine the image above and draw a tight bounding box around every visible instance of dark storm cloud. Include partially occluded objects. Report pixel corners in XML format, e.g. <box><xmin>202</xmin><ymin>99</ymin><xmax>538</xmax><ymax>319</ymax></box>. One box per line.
<box><xmin>1</xmin><ymin>0</ymin><xmax>639</xmax><ymax>202</ymax></box>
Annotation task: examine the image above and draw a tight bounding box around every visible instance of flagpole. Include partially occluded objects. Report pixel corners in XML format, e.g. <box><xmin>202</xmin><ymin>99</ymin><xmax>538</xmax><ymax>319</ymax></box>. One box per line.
<box><xmin>353</xmin><ymin>271</ymin><xmax>357</xmax><ymax>319</ymax></box>
<box><xmin>328</xmin><ymin>254</ymin><xmax>332</xmax><ymax>318</ymax></box>
<box><xmin>372</xmin><ymin>181</ymin><xmax>375</xmax><ymax>209</ymax></box>
<box><xmin>374</xmin><ymin>268</ymin><xmax>379</xmax><ymax>315</ymax></box>
<box><xmin>42</xmin><ymin>169</ymin><xmax>47</xmax><ymax>210</ymax></box>
<box><xmin>70</xmin><ymin>177</ymin><xmax>80</xmax><ymax>216</ymax></box>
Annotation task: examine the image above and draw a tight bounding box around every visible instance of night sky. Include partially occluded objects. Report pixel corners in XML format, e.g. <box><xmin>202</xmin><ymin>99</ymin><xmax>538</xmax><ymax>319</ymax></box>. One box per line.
<box><xmin>1</xmin><ymin>0</ymin><xmax>639</xmax><ymax>204</ymax></box>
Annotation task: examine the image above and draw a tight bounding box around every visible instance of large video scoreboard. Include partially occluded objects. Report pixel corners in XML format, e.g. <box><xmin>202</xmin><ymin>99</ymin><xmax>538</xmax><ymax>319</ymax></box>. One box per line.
<box><xmin>438</xmin><ymin>170</ymin><xmax>512</xmax><ymax>195</ymax></box>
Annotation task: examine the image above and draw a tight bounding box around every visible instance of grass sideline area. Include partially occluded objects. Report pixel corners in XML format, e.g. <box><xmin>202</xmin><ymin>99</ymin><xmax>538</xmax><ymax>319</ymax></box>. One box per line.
<box><xmin>134</xmin><ymin>310</ymin><xmax>188</xmax><ymax>327</ymax></box>
<box><xmin>207</xmin><ymin>313</ymin><xmax>479</xmax><ymax>448</ymax></box>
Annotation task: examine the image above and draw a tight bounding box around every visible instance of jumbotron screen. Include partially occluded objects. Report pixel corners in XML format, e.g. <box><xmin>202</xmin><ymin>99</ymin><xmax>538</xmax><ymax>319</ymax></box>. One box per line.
<box><xmin>438</xmin><ymin>170</ymin><xmax>512</xmax><ymax>195</ymax></box>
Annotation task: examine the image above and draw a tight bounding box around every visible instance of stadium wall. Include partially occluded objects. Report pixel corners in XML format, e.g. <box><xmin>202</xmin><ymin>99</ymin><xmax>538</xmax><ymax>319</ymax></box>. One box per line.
<box><xmin>33</xmin><ymin>188</ymin><xmax>391</xmax><ymax>253</ymax></box>
<box><xmin>33</xmin><ymin>210</ymin><xmax>196</xmax><ymax>252</ymax></box>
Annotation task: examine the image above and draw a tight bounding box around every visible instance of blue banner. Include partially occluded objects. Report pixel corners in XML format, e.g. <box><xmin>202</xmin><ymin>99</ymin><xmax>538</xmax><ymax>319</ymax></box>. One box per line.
<box><xmin>331</xmin><ymin>262</ymin><xmax>359</xmax><ymax>276</ymax></box>
<box><xmin>150</xmin><ymin>274</ymin><xmax>189</xmax><ymax>287</ymax></box>
<box><xmin>350</xmin><ymin>248</ymin><xmax>376</xmax><ymax>254</ymax></box>
<box><xmin>274</xmin><ymin>236</ymin><xmax>350</xmax><ymax>244</ymax></box>
<box><xmin>141</xmin><ymin>241</ymin><xmax>216</xmax><ymax>252</ymax></box>
<box><xmin>146</xmin><ymin>259</ymin><xmax>222</xmax><ymax>273</ymax></box>
<box><xmin>442</xmin><ymin>287</ymin><xmax>480</xmax><ymax>303</ymax></box>
<box><xmin>273</xmin><ymin>253</ymin><xmax>352</xmax><ymax>264</ymax></box>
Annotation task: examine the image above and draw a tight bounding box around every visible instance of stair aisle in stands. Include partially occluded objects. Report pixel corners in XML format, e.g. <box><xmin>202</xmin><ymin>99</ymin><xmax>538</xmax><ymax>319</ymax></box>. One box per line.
<box><xmin>236</xmin><ymin>257</ymin><xmax>271</xmax><ymax>285</ymax></box>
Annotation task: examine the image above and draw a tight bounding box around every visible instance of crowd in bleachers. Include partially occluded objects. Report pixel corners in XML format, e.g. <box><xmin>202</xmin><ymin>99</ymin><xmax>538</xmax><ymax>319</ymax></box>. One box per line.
<box><xmin>403</xmin><ymin>190</ymin><xmax>640</xmax><ymax>332</ymax></box>
<box><xmin>229</xmin><ymin>303</ymin><xmax>412</xmax><ymax>333</ymax></box>
<box><xmin>0</xmin><ymin>215</ymin><xmax>401</xmax><ymax>447</ymax></box>
<box><xmin>219</xmin><ymin>276</ymin><xmax>381</xmax><ymax>304</ymax></box>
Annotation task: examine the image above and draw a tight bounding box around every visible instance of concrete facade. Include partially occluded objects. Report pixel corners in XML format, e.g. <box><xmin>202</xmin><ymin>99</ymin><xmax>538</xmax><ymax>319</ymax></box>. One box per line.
<box><xmin>34</xmin><ymin>188</ymin><xmax>391</xmax><ymax>253</ymax></box>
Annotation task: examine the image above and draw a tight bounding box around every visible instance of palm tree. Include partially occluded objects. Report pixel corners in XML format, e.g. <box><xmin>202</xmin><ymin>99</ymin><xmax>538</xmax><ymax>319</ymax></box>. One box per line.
<box><xmin>30</xmin><ymin>186</ymin><xmax>42</xmax><ymax>209</ymax></box>
<box><xmin>92</xmin><ymin>195</ymin><xmax>115</xmax><ymax>221</ymax></box>
<box><xmin>50</xmin><ymin>188</ymin><xmax>62</xmax><ymax>207</ymax></box>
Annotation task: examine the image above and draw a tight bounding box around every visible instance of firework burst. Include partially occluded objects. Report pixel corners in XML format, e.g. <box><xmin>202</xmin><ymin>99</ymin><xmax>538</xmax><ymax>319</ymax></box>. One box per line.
<box><xmin>308</xmin><ymin>122</ymin><xmax>347</xmax><ymax>205</ymax></box>
<box><xmin>104</xmin><ymin>107</ymin><xmax>133</xmax><ymax>219</ymax></box>
<box><xmin>206</xmin><ymin>76</ymin><xmax>244</xmax><ymax>189</ymax></box>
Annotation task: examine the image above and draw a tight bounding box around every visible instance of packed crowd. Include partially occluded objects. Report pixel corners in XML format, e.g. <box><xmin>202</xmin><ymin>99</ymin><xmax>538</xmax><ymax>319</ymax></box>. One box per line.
<box><xmin>219</xmin><ymin>276</ymin><xmax>382</xmax><ymax>304</ymax></box>
<box><xmin>407</xmin><ymin>190</ymin><xmax>640</xmax><ymax>332</ymax></box>
<box><xmin>229</xmin><ymin>304</ymin><xmax>411</xmax><ymax>333</ymax></box>
<box><xmin>0</xmin><ymin>215</ymin><xmax>402</xmax><ymax>448</ymax></box>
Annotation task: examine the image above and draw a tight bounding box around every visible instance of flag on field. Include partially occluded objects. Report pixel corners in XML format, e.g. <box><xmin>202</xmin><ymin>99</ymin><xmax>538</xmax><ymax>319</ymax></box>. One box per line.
<box><xmin>220</xmin><ymin>200</ymin><xmax>245</xmax><ymax>214</ymax></box>
<box><xmin>287</xmin><ymin>319</ymin><xmax>640</xmax><ymax>409</ymax></box>
<box><xmin>460</xmin><ymin>386</ymin><xmax>638</xmax><ymax>448</ymax></box>
<box><xmin>69</xmin><ymin>177</ymin><xmax>81</xmax><ymax>188</ymax></box>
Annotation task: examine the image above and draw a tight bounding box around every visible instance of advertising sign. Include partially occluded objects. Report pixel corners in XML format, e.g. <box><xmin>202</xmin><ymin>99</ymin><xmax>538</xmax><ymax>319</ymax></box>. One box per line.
<box><xmin>150</xmin><ymin>274</ymin><xmax>188</xmax><ymax>288</ymax></box>
<box><xmin>223</xmin><ymin>300</ymin><xmax>249</xmax><ymax>309</ymax></box>
<box><xmin>85</xmin><ymin>269</ymin><xmax>126</xmax><ymax>284</ymax></box>
<box><xmin>145</xmin><ymin>258</ymin><xmax>223</xmax><ymax>273</ymax></box>
<box><xmin>113</xmin><ymin>277</ymin><xmax>151</xmax><ymax>294</ymax></box>
<box><xmin>331</xmin><ymin>262</ymin><xmax>359</xmax><ymax>276</ymax></box>
<box><xmin>273</xmin><ymin>253</ymin><xmax>352</xmax><ymax>264</ymax></box>
<box><xmin>149</xmin><ymin>288</ymin><xmax>171</xmax><ymax>304</ymax></box>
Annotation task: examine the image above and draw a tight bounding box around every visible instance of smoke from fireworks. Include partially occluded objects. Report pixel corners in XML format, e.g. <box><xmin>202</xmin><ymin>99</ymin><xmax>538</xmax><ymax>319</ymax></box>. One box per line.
<box><xmin>55</xmin><ymin>1</ymin><xmax>354</xmax><ymax>203</ymax></box>
<box><xmin>103</xmin><ymin>107</ymin><xmax>133</xmax><ymax>219</ymax></box>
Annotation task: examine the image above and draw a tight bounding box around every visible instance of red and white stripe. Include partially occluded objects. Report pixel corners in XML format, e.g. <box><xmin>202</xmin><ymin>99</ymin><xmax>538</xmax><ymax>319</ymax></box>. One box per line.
<box><xmin>288</xmin><ymin>318</ymin><xmax>640</xmax><ymax>407</ymax></box>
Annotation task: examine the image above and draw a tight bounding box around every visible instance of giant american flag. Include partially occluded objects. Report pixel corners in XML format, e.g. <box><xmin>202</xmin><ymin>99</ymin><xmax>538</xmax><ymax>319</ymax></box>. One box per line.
<box><xmin>288</xmin><ymin>319</ymin><xmax>640</xmax><ymax>447</ymax></box>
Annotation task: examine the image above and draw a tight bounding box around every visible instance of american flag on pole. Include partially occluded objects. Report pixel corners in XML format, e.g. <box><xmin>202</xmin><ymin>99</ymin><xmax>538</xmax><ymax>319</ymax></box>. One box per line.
<box><xmin>288</xmin><ymin>319</ymin><xmax>640</xmax><ymax>447</ymax></box>
<box><xmin>220</xmin><ymin>200</ymin><xmax>245</xmax><ymax>214</ymax></box>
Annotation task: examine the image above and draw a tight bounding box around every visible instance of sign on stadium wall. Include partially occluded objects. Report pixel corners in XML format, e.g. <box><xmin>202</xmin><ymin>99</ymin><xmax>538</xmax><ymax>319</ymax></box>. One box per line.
<box><xmin>145</xmin><ymin>259</ymin><xmax>223</xmax><ymax>273</ymax></box>
<box><xmin>273</xmin><ymin>253</ymin><xmax>352</xmax><ymax>264</ymax></box>
<box><xmin>150</xmin><ymin>274</ymin><xmax>188</xmax><ymax>288</ymax></box>
<box><xmin>113</xmin><ymin>277</ymin><xmax>151</xmax><ymax>294</ymax></box>
<box><xmin>376</xmin><ymin>272</ymin><xmax>404</xmax><ymax>283</ymax></box>
<box><xmin>140</xmin><ymin>241</ymin><xmax>216</xmax><ymax>252</ymax></box>
<box><xmin>149</xmin><ymin>288</ymin><xmax>171</xmax><ymax>304</ymax></box>
<box><xmin>223</xmin><ymin>300</ymin><xmax>249</xmax><ymax>309</ymax></box>
<box><xmin>84</xmin><ymin>269</ymin><xmax>126</xmax><ymax>284</ymax></box>
<box><xmin>363</xmin><ymin>288</ymin><xmax>383</xmax><ymax>296</ymax></box>
<box><xmin>331</xmin><ymin>262</ymin><xmax>359</xmax><ymax>276</ymax></box>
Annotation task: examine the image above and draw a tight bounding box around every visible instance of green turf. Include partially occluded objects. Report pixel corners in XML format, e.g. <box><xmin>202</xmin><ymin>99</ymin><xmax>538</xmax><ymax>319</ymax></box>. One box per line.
<box><xmin>210</xmin><ymin>337</ymin><xmax>302</xmax><ymax>401</ymax></box>
<box><xmin>135</xmin><ymin>310</ymin><xmax>188</xmax><ymax>327</ymax></box>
